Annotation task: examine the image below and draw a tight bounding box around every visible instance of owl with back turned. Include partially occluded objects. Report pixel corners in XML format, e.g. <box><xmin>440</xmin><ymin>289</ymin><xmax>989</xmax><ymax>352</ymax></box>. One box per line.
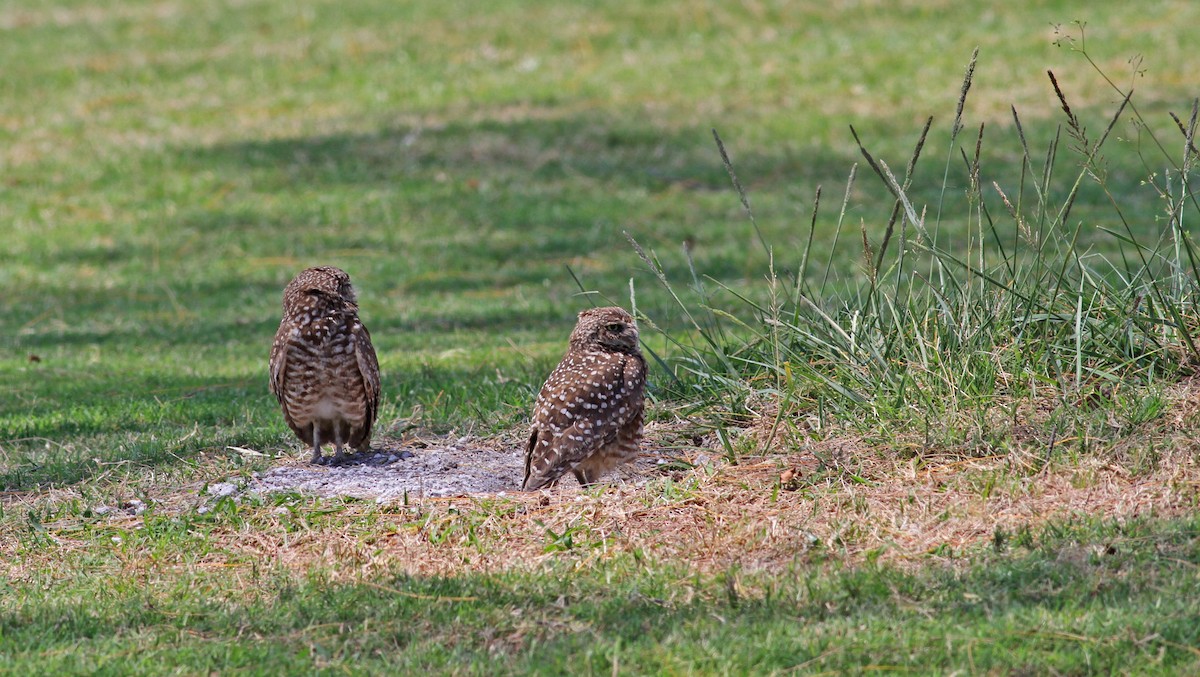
<box><xmin>269</xmin><ymin>266</ymin><xmax>381</xmax><ymax>465</ymax></box>
<box><xmin>522</xmin><ymin>306</ymin><xmax>647</xmax><ymax>490</ymax></box>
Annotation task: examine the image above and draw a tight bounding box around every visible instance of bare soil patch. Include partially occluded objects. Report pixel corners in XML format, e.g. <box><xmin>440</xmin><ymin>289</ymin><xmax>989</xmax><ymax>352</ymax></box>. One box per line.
<box><xmin>245</xmin><ymin>429</ymin><xmax>685</xmax><ymax>501</ymax></box>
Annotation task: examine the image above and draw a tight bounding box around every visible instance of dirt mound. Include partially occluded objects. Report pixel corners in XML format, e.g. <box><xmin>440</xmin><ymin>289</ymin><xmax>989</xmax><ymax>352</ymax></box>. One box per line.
<box><xmin>245</xmin><ymin>434</ymin><xmax>684</xmax><ymax>501</ymax></box>
<box><xmin>250</xmin><ymin>438</ymin><xmax>522</xmax><ymax>500</ymax></box>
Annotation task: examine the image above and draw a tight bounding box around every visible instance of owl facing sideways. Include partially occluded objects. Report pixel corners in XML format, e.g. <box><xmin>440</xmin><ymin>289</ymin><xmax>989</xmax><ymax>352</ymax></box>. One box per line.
<box><xmin>269</xmin><ymin>266</ymin><xmax>381</xmax><ymax>465</ymax></box>
<box><xmin>523</xmin><ymin>306</ymin><xmax>647</xmax><ymax>490</ymax></box>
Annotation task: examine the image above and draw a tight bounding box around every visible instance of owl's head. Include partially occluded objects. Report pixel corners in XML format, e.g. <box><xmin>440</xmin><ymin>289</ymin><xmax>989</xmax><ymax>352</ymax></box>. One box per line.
<box><xmin>282</xmin><ymin>266</ymin><xmax>358</xmax><ymax>313</ymax></box>
<box><xmin>571</xmin><ymin>306</ymin><xmax>640</xmax><ymax>354</ymax></box>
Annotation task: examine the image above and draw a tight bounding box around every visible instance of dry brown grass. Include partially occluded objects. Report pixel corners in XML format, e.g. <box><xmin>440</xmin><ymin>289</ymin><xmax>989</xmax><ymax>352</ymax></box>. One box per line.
<box><xmin>4</xmin><ymin>451</ymin><xmax>1194</xmax><ymax>592</ymax></box>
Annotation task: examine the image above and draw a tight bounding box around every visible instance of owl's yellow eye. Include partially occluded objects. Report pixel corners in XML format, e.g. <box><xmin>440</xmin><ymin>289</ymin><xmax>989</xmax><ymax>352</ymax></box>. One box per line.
<box><xmin>606</xmin><ymin>323</ymin><xmax>624</xmax><ymax>332</ymax></box>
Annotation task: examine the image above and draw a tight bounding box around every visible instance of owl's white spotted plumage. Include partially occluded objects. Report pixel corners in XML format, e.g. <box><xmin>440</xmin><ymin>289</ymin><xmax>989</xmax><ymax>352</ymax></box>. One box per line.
<box><xmin>269</xmin><ymin>266</ymin><xmax>381</xmax><ymax>465</ymax></box>
<box><xmin>523</xmin><ymin>307</ymin><xmax>646</xmax><ymax>490</ymax></box>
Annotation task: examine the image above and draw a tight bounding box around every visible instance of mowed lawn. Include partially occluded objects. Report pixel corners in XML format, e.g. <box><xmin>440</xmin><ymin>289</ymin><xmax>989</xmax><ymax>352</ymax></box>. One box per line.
<box><xmin>3</xmin><ymin>0</ymin><xmax>1200</xmax><ymax>673</ymax></box>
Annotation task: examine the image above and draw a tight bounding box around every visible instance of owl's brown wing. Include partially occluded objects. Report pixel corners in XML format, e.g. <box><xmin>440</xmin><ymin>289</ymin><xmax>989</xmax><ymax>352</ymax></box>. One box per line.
<box><xmin>523</xmin><ymin>419</ymin><xmax>616</xmax><ymax>490</ymax></box>
<box><xmin>522</xmin><ymin>352</ymin><xmax>643</xmax><ymax>490</ymax></box>
<box><xmin>268</xmin><ymin>323</ymin><xmax>290</xmax><ymax>406</ymax></box>
<box><xmin>268</xmin><ymin>323</ymin><xmax>312</xmax><ymax>443</ymax></box>
<box><xmin>352</xmin><ymin>319</ymin><xmax>382</xmax><ymax>449</ymax></box>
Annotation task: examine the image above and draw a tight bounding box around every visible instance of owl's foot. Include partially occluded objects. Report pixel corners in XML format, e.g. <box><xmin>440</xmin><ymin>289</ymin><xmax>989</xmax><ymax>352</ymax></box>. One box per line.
<box><xmin>327</xmin><ymin>447</ymin><xmax>347</xmax><ymax>466</ymax></box>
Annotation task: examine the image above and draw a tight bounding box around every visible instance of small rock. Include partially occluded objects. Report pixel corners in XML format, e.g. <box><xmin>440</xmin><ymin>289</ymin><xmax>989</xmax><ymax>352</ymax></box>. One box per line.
<box><xmin>92</xmin><ymin>506</ymin><xmax>113</xmax><ymax>516</ymax></box>
<box><xmin>197</xmin><ymin>506</ymin><xmax>211</xmax><ymax>515</ymax></box>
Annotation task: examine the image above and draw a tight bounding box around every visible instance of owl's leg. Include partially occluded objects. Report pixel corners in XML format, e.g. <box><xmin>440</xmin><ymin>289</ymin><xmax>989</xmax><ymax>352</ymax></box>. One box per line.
<box><xmin>309</xmin><ymin>424</ymin><xmax>324</xmax><ymax>465</ymax></box>
<box><xmin>572</xmin><ymin>467</ymin><xmax>597</xmax><ymax>487</ymax></box>
<box><xmin>572</xmin><ymin>449</ymin><xmax>624</xmax><ymax>487</ymax></box>
<box><xmin>329</xmin><ymin>424</ymin><xmax>346</xmax><ymax>466</ymax></box>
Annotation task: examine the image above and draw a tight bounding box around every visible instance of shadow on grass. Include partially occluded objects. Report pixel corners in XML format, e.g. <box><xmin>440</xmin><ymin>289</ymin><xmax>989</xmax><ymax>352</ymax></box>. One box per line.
<box><xmin>168</xmin><ymin>111</ymin><xmax>911</xmax><ymax>291</ymax></box>
<box><xmin>176</xmin><ymin>114</ymin><xmax>850</xmax><ymax>193</ymax></box>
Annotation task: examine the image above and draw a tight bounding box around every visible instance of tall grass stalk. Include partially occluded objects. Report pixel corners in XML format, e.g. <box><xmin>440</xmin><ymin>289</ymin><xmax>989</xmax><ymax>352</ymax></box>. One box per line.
<box><xmin>639</xmin><ymin>49</ymin><xmax>1200</xmax><ymax>456</ymax></box>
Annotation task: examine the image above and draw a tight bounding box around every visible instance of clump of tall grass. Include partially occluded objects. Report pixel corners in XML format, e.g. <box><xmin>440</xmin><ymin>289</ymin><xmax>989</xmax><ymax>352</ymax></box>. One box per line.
<box><xmin>636</xmin><ymin>42</ymin><xmax>1200</xmax><ymax>462</ymax></box>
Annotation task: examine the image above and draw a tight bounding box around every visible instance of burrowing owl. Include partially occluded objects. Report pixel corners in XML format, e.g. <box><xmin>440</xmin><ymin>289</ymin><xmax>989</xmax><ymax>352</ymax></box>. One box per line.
<box><xmin>522</xmin><ymin>307</ymin><xmax>647</xmax><ymax>490</ymax></box>
<box><xmin>269</xmin><ymin>266</ymin><xmax>381</xmax><ymax>465</ymax></box>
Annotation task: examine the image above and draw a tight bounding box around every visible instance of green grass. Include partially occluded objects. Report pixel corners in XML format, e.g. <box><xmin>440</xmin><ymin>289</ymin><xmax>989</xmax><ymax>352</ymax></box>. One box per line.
<box><xmin>4</xmin><ymin>0</ymin><xmax>1200</xmax><ymax>673</ymax></box>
